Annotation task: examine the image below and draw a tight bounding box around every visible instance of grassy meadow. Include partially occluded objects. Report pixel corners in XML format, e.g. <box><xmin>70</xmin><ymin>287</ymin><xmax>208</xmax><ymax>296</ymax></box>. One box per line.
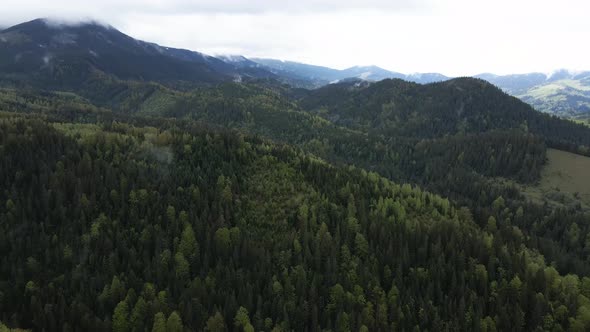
<box><xmin>523</xmin><ymin>148</ymin><xmax>590</xmax><ymax>210</ymax></box>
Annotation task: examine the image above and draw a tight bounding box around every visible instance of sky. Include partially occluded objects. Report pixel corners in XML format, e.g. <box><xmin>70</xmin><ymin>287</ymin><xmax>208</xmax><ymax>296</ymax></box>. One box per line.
<box><xmin>1</xmin><ymin>0</ymin><xmax>588</xmax><ymax>76</ymax></box>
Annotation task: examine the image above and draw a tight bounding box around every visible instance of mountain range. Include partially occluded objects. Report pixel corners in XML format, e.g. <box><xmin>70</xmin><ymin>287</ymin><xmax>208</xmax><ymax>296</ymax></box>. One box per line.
<box><xmin>1</xmin><ymin>18</ymin><xmax>589</xmax><ymax>118</ymax></box>
<box><xmin>0</xmin><ymin>18</ymin><xmax>276</xmax><ymax>88</ymax></box>
<box><xmin>250</xmin><ymin>59</ymin><xmax>590</xmax><ymax>118</ymax></box>
<box><xmin>476</xmin><ymin>71</ymin><xmax>590</xmax><ymax>118</ymax></box>
<box><xmin>4</xmin><ymin>17</ymin><xmax>590</xmax><ymax>332</ymax></box>
<box><xmin>250</xmin><ymin>58</ymin><xmax>453</xmax><ymax>85</ymax></box>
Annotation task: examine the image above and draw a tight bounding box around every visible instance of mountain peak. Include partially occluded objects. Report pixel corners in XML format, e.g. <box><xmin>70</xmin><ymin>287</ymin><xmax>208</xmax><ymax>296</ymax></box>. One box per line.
<box><xmin>345</xmin><ymin>65</ymin><xmax>390</xmax><ymax>73</ymax></box>
<box><xmin>217</xmin><ymin>55</ymin><xmax>256</xmax><ymax>66</ymax></box>
<box><xmin>1</xmin><ymin>17</ymin><xmax>129</xmax><ymax>49</ymax></box>
<box><xmin>0</xmin><ymin>18</ymin><xmax>278</xmax><ymax>86</ymax></box>
<box><xmin>4</xmin><ymin>18</ymin><xmax>115</xmax><ymax>34</ymax></box>
<box><xmin>350</xmin><ymin>65</ymin><xmax>384</xmax><ymax>70</ymax></box>
<box><xmin>544</xmin><ymin>68</ymin><xmax>590</xmax><ymax>81</ymax></box>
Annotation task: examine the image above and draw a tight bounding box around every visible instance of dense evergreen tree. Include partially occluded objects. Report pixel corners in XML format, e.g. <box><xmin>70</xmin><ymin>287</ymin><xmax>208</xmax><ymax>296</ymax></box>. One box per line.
<box><xmin>3</xmin><ymin>65</ymin><xmax>590</xmax><ymax>331</ymax></box>
<box><xmin>1</xmin><ymin>114</ymin><xmax>590</xmax><ymax>331</ymax></box>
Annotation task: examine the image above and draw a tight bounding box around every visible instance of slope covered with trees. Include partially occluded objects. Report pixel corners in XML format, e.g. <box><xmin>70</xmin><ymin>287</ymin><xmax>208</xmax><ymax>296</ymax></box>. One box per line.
<box><xmin>3</xmin><ymin>113</ymin><xmax>590</xmax><ymax>332</ymax></box>
<box><xmin>4</xmin><ymin>77</ymin><xmax>590</xmax><ymax>280</ymax></box>
<box><xmin>3</xmin><ymin>47</ymin><xmax>590</xmax><ymax>331</ymax></box>
<box><xmin>299</xmin><ymin>78</ymin><xmax>590</xmax><ymax>155</ymax></box>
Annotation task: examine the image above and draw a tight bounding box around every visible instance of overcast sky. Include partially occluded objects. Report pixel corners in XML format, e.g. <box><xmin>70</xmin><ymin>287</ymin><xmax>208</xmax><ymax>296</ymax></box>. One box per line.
<box><xmin>1</xmin><ymin>0</ymin><xmax>588</xmax><ymax>76</ymax></box>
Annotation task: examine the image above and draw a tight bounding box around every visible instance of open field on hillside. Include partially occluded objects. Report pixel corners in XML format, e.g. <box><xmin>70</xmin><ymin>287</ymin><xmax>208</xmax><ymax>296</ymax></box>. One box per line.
<box><xmin>523</xmin><ymin>148</ymin><xmax>590</xmax><ymax>210</ymax></box>
<box><xmin>517</xmin><ymin>79</ymin><xmax>590</xmax><ymax>117</ymax></box>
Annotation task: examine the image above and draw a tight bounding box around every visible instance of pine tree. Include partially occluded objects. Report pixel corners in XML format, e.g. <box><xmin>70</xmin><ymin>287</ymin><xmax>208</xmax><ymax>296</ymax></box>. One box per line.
<box><xmin>179</xmin><ymin>224</ymin><xmax>199</xmax><ymax>260</ymax></box>
<box><xmin>130</xmin><ymin>297</ymin><xmax>147</xmax><ymax>332</ymax></box>
<box><xmin>113</xmin><ymin>301</ymin><xmax>129</xmax><ymax>332</ymax></box>
<box><xmin>234</xmin><ymin>306</ymin><xmax>251</xmax><ymax>329</ymax></box>
<box><xmin>206</xmin><ymin>312</ymin><xmax>226</xmax><ymax>332</ymax></box>
<box><xmin>166</xmin><ymin>311</ymin><xmax>183</xmax><ymax>332</ymax></box>
<box><xmin>152</xmin><ymin>312</ymin><xmax>166</xmax><ymax>332</ymax></box>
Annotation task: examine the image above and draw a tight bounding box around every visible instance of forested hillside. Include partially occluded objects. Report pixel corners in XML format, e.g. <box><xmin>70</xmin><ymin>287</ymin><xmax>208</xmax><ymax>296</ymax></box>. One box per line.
<box><xmin>2</xmin><ymin>49</ymin><xmax>590</xmax><ymax>331</ymax></box>
<box><xmin>3</xmin><ymin>112</ymin><xmax>590</xmax><ymax>332</ymax></box>
<box><xmin>299</xmin><ymin>78</ymin><xmax>590</xmax><ymax>155</ymax></box>
<box><xmin>4</xmin><ymin>76</ymin><xmax>590</xmax><ymax>279</ymax></box>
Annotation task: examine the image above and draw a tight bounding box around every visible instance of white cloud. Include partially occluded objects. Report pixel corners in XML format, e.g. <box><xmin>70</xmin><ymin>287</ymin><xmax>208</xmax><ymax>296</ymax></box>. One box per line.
<box><xmin>0</xmin><ymin>0</ymin><xmax>426</xmax><ymax>23</ymax></box>
<box><xmin>1</xmin><ymin>0</ymin><xmax>588</xmax><ymax>76</ymax></box>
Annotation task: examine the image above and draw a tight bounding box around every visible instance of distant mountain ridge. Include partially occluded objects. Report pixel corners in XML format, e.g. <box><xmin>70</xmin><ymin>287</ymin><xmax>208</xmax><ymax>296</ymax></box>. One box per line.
<box><xmin>475</xmin><ymin>70</ymin><xmax>590</xmax><ymax>94</ymax></box>
<box><xmin>250</xmin><ymin>58</ymin><xmax>450</xmax><ymax>85</ymax></box>
<box><xmin>475</xmin><ymin>70</ymin><xmax>590</xmax><ymax>118</ymax></box>
<box><xmin>1</xmin><ymin>18</ymin><xmax>588</xmax><ymax>118</ymax></box>
<box><xmin>0</xmin><ymin>18</ymin><xmax>276</xmax><ymax>88</ymax></box>
<box><xmin>248</xmin><ymin>58</ymin><xmax>590</xmax><ymax>117</ymax></box>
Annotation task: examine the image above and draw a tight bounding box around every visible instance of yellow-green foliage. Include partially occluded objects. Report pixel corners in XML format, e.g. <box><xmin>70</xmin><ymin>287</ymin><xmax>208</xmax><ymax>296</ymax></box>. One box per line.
<box><xmin>137</xmin><ymin>89</ymin><xmax>181</xmax><ymax>116</ymax></box>
<box><xmin>0</xmin><ymin>88</ymin><xmax>94</xmax><ymax>114</ymax></box>
<box><xmin>0</xmin><ymin>320</ymin><xmax>30</xmax><ymax>331</ymax></box>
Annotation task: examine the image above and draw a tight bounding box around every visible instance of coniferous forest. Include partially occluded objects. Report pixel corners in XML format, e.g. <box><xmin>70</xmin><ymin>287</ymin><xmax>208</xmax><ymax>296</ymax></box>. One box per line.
<box><xmin>2</xmin><ymin>19</ymin><xmax>590</xmax><ymax>332</ymax></box>
<box><xmin>2</xmin><ymin>80</ymin><xmax>590</xmax><ymax>332</ymax></box>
